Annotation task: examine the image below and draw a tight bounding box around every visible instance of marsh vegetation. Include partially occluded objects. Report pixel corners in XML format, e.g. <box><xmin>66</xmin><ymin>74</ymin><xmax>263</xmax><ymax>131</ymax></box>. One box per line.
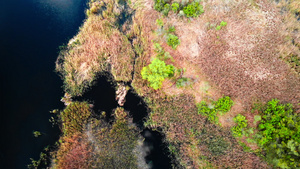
<box><xmin>37</xmin><ymin>0</ymin><xmax>300</xmax><ymax>168</ymax></box>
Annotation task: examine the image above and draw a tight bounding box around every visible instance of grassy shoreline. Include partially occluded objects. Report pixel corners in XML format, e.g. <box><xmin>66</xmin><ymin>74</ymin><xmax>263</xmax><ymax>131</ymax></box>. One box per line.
<box><xmin>40</xmin><ymin>0</ymin><xmax>300</xmax><ymax>168</ymax></box>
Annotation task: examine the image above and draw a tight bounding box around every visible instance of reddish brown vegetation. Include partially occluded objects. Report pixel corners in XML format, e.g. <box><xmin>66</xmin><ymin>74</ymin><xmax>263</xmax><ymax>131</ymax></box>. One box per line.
<box><xmin>180</xmin><ymin>0</ymin><xmax>300</xmax><ymax>111</ymax></box>
<box><xmin>54</xmin><ymin>134</ymin><xmax>91</xmax><ymax>169</ymax></box>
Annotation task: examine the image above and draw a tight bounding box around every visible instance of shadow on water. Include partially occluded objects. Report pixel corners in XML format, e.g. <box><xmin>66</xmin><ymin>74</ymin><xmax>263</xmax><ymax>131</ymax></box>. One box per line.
<box><xmin>123</xmin><ymin>89</ymin><xmax>173</xmax><ymax>169</ymax></box>
<box><xmin>74</xmin><ymin>74</ymin><xmax>118</xmax><ymax>120</ymax></box>
<box><xmin>142</xmin><ymin>129</ymin><xmax>173</xmax><ymax>169</ymax></box>
<box><xmin>123</xmin><ymin>89</ymin><xmax>148</xmax><ymax>129</ymax></box>
<box><xmin>78</xmin><ymin>76</ymin><xmax>173</xmax><ymax>169</ymax></box>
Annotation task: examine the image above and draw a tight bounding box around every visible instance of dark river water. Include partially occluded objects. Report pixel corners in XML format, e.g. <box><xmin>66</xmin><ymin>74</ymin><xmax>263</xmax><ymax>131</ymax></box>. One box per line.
<box><xmin>0</xmin><ymin>0</ymin><xmax>86</xmax><ymax>168</ymax></box>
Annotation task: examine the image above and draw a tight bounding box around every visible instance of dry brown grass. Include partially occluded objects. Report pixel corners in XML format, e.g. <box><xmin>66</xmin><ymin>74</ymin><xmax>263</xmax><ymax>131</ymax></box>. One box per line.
<box><xmin>56</xmin><ymin>0</ymin><xmax>135</xmax><ymax>96</ymax></box>
<box><xmin>129</xmin><ymin>0</ymin><xmax>300</xmax><ymax>168</ymax></box>
<box><xmin>52</xmin><ymin>133</ymin><xmax>91</xmax><ymax>169</ymax></box>
<box><xmin>54</xmin><ymin>0</ymin><xmax>300</xmax><ymax>168</ymax></box>
<box><xmin>289</xmin><ymin>0</ymin><xmax>300</xmax><ymax>13</ymax></box>
<box><xmin>167</xmin><ymin>0</ymin><xmax>300</xmax><ymax>110</ymax></box>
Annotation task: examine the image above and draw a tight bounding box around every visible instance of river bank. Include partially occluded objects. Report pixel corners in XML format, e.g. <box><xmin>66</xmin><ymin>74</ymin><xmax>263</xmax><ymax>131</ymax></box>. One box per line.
<box><xmin>49</xmin><ymin>0</ymin><xmax>300</xmax><ymax>168</ymax></box>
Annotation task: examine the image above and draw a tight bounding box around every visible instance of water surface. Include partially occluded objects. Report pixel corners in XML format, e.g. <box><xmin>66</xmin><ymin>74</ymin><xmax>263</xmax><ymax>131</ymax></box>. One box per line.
<box><xmin>0</xmin><ymin>0</ymin><xmax>86</xmax><ymax>168</ymax></box>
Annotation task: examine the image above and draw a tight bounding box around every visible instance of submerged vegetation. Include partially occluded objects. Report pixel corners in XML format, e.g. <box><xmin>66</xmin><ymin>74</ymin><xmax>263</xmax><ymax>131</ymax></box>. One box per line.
<box><xmin>46</xmin><ymin>0</ymin><xmax>300</xmax><ymax>168</ymax></box>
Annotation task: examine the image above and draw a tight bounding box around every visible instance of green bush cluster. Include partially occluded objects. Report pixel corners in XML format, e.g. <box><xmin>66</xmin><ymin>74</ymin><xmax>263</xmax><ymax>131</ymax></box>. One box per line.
<box><xmin>154</xmin><ymin>0</ymin><xmax>204</xmax><ymax>17</ymax></box>
<box><xmin>232</xmin><ymin>99</ymin><xmax>300</xmax><ymax>168</ymax></box>
<box><xmin>197</xmin><ymin>96</ymin><xmax>234</xmax><ymax>124</ymax></box>
<box><xmin>154</xmin><ymin>43</ymin><xmax>175</xmax><ymax>61</ymax></box>
<box><xmin>33</xmin><ymin>131</ymin><xmax>42</xmax><ymax>138</ymax></box>
<box><xmin>231</xmin><ymin>114</ymin><xmax>248</xmax><ymax>137</ymax></box>
<box><xmin>167</xmin><ymin>34</ymin><xmax>180</xmax><ymax>49</ymax></box>
<box><xmin>255</xmin><ymin>99</ymin><xmax>300</xmax><ymax>168</ymax></box>
<box><xmin>183</xmin><ymin>1</ymin><xmax>204</xmax><ymax>17</ymax></box>
<box><xmin>171</xmin><ymin>2</ymin><xmax>180</xmax><ymax>13</ymax></box>
<box><xmin>141</xmin><ymin>58</ymin><xmax>175</xmax><ymax>90</ymax></box>
<box><xmin>162</xmin><ymin>3</ymin><xmax>171</xmax><ymax>16</ymax></box>
<box><xmin>154</xmin><ymin>0</ymin><xmax>165</xmax><ymax>12</ymax></box>
<box><xmin>214</xmin><ymin>96</ymin><xmax>234</xmax><ymax>113</ymax></box>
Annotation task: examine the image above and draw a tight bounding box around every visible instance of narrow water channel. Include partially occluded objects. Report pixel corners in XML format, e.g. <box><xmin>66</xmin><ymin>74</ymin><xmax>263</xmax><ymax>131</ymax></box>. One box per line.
<box><xmin>75</xmin><ymin>75</ymin><xmax>173</xmax><ymax>169</ymax></box>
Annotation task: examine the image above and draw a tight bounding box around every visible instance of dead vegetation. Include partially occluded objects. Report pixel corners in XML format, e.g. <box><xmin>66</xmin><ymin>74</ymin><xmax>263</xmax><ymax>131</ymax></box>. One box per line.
<box><xmin>56</xmin><ymin>0</ymin><xmax>135</xmax><ymax>96</ymax></box>
<box><xmin>54</xmin><ymin>0</ymin><xmax>300</xmax><ymax>168</ymax></box>
<box><xmin>51</xmin><ymin>133</ymin><xmax>92</xmax><ymax>169</ymax></box>
<box><xmin>129</xmin><ymin>0</ymin><xmax>300</xmax><ymax>168</ymax></box>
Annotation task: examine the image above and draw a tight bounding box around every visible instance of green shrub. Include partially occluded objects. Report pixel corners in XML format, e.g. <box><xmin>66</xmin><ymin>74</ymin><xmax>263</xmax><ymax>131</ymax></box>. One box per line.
<box><xmin>183</xmin><ymin>2</ymin><xmax>204</xmax><ymax>17</ymax></box>
<box><xmin>154</xmin><ymin>43</ymin><xmax>165</xmax><ymax>57</ymax></box>
<box><xmin>238</xmin><ymin>141</ymin><xmax>252</xmax><ymax>152</ymax></box>
<box><xmin>231</xmin><ymin>114</ymin><xmax>248</xmax><ymax>137</ymax></box>
<box><xmin>167</xmin><ymin>26</ymin><xmax>176</xmax><ymax>33</ymax></box>
<box><xmin>253</xmin><ymin>115</ymin><xmax>262</xmax><ymax>125</ymax></box>
<box><xmin>214</xmin><ymin>96</ymin><xmax>234</xmax><ymax>113</ymax></box>
<box><xmin>197</xmin><ymin>101</ymin><xmax>219</xmax><ymax>124</ymax></box>
<box><xmin>171</xmin><ymin>2</ymin><xmax>180</xmax><ymax>13</ymax></box>
<box><xmin>141</xmin><ymin>58</ymin><xmax>175</xmax><ymax>90</ymax></box>
<box><xmin>197</xmin><ymin>96</ymin><xmax>233</xmax><ymax>124</ymax></box>
<box><xmin>220</xmin><ymin>21</ymin><xmax>227</xmax><ymax>27</ymax></box>
<box><xmin>255</xmin><ymin>99</ymin><xmax>300</xmax><ymax>168</ymax></box>
<box><xmin>154</xmin><ymin>0</ymin><xmax>164</xmax><ymax>12</ymax></box>
<box><xmin>163</xmin><ymin>3</ymin><xmax>171</xmax><ymax>16</ymax></box>
<box><xmin>167</xmin><ymin>34</ymin><xmax>180</xmax><ymax>49</ymax></box>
